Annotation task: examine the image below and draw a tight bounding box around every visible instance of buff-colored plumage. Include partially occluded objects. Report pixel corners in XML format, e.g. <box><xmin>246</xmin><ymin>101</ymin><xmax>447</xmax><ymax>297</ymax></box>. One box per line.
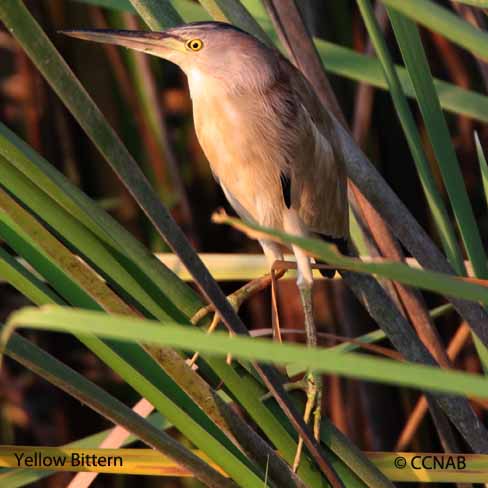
<box><xmin>63</xmin><ymin>22</ymin><xmax>349</xmax><ymax>472</ymax></box>
<box><xmin>189</xmin><ymin>36</ymin><xmax>348</xmax><ymax>243</ymax></box>
<box><xmin>63</xmin><ymin>23</ymin><xmax>348</xmax><ymax>247</ymax></box>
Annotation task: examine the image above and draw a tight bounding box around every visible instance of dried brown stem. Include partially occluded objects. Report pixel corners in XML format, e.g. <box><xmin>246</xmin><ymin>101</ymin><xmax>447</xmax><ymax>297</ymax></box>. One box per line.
<box><xmin>395</xmin><ymin>322</ymin><xmax>471</xmax><ymax>450</ymax></box>
<box><xmin>352</xmin><ymin>3</ymin><xmax>388</xmax><ymax>145</ymax></box>
<box><xmin>450</xmin><ymin>2</ymin><xmax>488</xmax><ymax>92</ymax></box>
<box><xmin>17</xmin><ymin>49</ymin><xmax>43</xmax><ymax>152</ymax></box>
<box><xmin>429</xmin><ymin>30</ymin><xmax>473</xmax><ymax>147</ymax></box>
<box><xmin>251</xmin><ymin>328</ymin><xmax>403</xmax><ymax>361</ymax></box>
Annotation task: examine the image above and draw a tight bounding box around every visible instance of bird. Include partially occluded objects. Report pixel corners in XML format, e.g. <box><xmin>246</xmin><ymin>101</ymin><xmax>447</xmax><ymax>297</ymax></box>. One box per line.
<box><xmin>62</xmin><ymin>21</ymin><xmax>349</xmax><ymax>471</ymax></box>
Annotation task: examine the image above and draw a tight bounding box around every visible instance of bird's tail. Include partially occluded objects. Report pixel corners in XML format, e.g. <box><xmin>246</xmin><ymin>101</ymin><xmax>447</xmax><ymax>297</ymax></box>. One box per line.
<box><xmin>315</xmin><ymin>234</ymin><xmax>348</xmax><ymax>278</ymax></box>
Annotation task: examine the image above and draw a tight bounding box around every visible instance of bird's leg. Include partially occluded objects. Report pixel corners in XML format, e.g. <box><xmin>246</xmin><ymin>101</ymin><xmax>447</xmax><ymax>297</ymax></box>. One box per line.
<box><xmin>280</xmin><ymin>210</ymin><xmax>323</xmax><ymax>471</ymax></box>
<box><xmin>291</xmin><ymin>244</ymin><xmax>322</xmax><ymax>473</ymax></box>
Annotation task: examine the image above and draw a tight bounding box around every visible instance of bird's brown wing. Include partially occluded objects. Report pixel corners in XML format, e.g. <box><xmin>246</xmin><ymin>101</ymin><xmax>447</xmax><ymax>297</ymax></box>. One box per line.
<box><xmin>280</xmin><ymin>58</ymin><xmax>349</xmax><ymax>239</ymax></box>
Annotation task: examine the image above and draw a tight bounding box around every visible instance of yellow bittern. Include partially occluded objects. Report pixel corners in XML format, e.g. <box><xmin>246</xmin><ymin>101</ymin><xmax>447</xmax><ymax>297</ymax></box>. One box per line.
<box><xmin>62</xmin><ymin>22</ymin><xmax>349</xmax><ymax>470</ymax></box>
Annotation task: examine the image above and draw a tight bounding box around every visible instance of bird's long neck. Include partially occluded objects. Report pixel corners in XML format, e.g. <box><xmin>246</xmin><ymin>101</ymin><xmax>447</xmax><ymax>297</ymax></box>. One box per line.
<box><xmin>186</xmin><ymin>67</ymin><xmax>208</xmax><ymax>100</ymax></box>
<box><xmin>185</xmin><ymin>60</ymin><xmax>281</xmax><ymax>102</ymax></box>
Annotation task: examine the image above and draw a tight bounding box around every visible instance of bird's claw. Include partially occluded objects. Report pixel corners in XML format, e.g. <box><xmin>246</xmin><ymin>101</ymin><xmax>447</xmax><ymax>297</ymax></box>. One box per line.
<box><xmin>292</xmin><ymin>371</ymin><xmax>322</xmax><ymax>472</ymax></box>
<box><xmin>189</xmin><ymin>274</ymin><xmax>277</xmax><ymax>367</ymax></box>
<box><xmin>189</xmin><ymin>295</ymin><xmax>240</xmax><ymax>368</ymax></box>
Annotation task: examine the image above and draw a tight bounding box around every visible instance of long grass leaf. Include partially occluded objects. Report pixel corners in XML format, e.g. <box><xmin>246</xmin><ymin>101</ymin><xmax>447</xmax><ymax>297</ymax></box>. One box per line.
<box><xmin>0</xmin><ymin>171</ymin><xmax>265</xmax><ymax>486</ymax></box>
<box><xmin>7</xmin><ymin>306</ymin><xmax>488</xmax><ymax>400</ymax></box>
<box><xmin>315</xmin><ymin>39</ymin><xmax>488</xmax><ymax>124</ymax></box>
<box><xmin>0</xmin><ymin>126</ymin><xmax>227</xmax><ymax>383</ymax></box>
<box><xmin>0</xmin><ymin>180</ymin><xmax>246</xmax><ymax>450</ymax></box>
<box><xmin>0</xmin><ymin>123</ymin><xmax>201</xmax><ymax>320</ymax></box>
<box><xmin>387</xmin><ymin>11</ymin><xmax>488</xmax><ymax>278</ymax></box>
<box><xmin>0</xmin><ymin>159</ymin><xmax>179</xmax><ymax>319</ymax></box>
<box><xmin>475</xmin><ymin>133</ymin><xmax>488</xmax><ymax>208</ymax></box>
<box><xmin>198</xmin><ymin>0</ymin><xmax>270</xmax><ymax>44</ymax></box>
<box><xmin>215</xmin><ymin>214</ymin><xmax>488</xmax><ymax>321</ymax></box>
<box><xmin>0</xmin><ymin>248</ymin><xmax>63</xmax><ymax>306</ymax></box>
<box><xmin>0</xmin><ymin>179</ymin><xmax>266</xmax><ymax>486</ymax></box>
<box><xmin>72</xmin><ymin>0</ymin><xmax>137</xmax><ymax>11</ymax></box>
<box><xmin>385</xmin><ymin>10</ymin><xmax>488</xmax><ymax>369</ymax></box>
<box><xmin>0</xmin><ymin>187</ymin><xmax>116</xmax><ymax>310</ymax></box>
<box><xmin>73</xmin><ymin>0</ymin><xmax>209</xmax><ymax>22</ymax></box>
<box><xmin>356</xmin><ymin>0</ymin><xmax>464</xmax><ymax>274</ymax></box>
<box><xmin>379</xmin><ymin>0</ymin><xmax>488</xmax><ymax>61</ymax></box>
<box><xmin>287</xmin><ymin>303</ymin><xmax>453</xmax><ymax>378</ymax></box>
<box><xmin>125</xmin><ymin>0</ymin><xmax>181</xmax><ymax>29</ymax></box>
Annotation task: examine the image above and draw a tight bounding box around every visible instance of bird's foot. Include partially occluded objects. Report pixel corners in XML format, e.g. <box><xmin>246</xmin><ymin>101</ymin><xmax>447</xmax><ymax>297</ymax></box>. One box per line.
<box><xmin>189</xmin><ymin>272</ymin><xmax>281</xmax><ymax>367</ymax></box>
<box><xmin>260</xmin><ymin>368</ymin><xmax>323</xmax><ymax>472</ymax></box>
<box><xmin>292</xmin><ymin>276</ymin><xmax>322</xmax><ymax>473</ymax></box>
<box><xmin>292</xmin><ymin>370</ymin><xmax>322</xmax><ymax>472</ymax></box>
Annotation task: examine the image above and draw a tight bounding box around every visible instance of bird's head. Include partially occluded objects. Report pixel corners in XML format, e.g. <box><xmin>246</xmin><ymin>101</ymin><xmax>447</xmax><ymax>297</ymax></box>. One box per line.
<box><xmin>61</xmin><ymin>22</ymin><xmax>279</xmax><ymax>94</ymax></box>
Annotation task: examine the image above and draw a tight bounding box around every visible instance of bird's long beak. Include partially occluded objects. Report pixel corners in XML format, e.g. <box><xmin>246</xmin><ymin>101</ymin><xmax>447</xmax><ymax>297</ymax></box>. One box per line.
<box><xmin>59</xmin><ymin>29</ymin><xmax>184</xmax><ymax>57</ymax></box>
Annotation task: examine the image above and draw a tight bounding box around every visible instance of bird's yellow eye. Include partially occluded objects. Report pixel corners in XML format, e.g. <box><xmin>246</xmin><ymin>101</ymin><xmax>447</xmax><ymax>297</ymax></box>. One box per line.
<box><xmin>186</xmin><ymin>38</ymin><xmax>203</xmax><ymax>51</ymax></box>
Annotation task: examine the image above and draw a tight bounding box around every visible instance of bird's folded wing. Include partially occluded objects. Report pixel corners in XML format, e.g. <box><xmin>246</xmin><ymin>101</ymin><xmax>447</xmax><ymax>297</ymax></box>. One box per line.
<box><xmin>282</xmin><ymin>59</ymin><xmax>349</xmax><ymax>239</ymax></box>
